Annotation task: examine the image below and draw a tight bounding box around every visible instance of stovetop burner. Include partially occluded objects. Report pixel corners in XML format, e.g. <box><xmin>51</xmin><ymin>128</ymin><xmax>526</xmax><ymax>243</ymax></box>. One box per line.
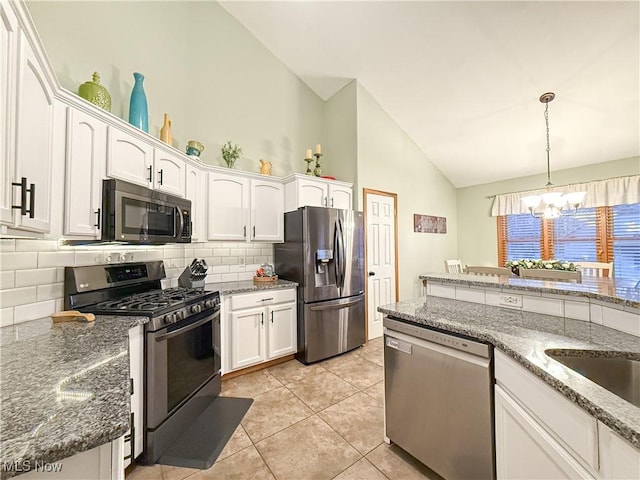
<box><xmin>92</xmin><ymin>287</ymin><xmax>213</xmax><ymax>315</ymax></box>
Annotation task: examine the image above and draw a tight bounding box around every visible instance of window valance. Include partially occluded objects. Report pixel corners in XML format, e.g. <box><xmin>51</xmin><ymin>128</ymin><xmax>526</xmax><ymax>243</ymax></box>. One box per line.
<box><xmin>490</xmin><ymin>175</ymin><xmax>640</xmax><ymax>217</ymax></box>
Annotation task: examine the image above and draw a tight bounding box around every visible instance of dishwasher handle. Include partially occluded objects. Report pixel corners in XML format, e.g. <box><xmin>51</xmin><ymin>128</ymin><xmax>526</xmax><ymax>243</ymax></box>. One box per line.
<box><xmin>386</xmin><ymin>336</ymin><xmax>412</xmax><ymax>355</ymax></box>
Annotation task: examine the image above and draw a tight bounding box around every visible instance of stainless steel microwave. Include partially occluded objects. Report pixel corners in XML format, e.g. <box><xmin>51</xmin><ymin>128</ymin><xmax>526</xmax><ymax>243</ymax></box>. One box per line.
<box><xmin>101</xmin><ymin>179</ymin><xmax>191</xmax><ymax>244</ymax></box>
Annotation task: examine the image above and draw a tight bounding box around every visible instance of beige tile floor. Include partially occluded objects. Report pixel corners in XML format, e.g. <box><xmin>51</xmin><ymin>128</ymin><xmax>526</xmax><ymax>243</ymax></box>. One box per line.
<box><xmin>127</xmin><ymin>337</ymin><xmax>439</xmax><ymax>480</ymax></box>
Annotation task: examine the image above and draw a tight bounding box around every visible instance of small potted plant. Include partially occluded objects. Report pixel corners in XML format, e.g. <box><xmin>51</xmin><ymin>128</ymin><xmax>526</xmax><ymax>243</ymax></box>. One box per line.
<box><xmin>221</xmin><ymin>140</ymin><xmax>243</xmax><ymax>168</ymax></box>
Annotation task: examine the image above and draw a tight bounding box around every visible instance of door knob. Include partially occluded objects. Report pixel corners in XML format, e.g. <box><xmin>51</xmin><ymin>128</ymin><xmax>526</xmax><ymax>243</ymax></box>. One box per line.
<box><xmin>368</xmin><ymin>271</ymin><xmax>375</xmax><ymax>276</ymax></box>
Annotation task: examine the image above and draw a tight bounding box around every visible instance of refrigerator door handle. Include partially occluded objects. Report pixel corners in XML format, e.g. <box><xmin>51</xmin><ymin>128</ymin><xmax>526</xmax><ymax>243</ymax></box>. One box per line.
<box><xmin>333</xmin><ymin>220</ymin><xmax>342</xmax><ymax>288</ymax></box>
<box><xmin>308</xmin><ymin>297</ymin><xmax>362</xmax><ymax>311</ymax></box>
<box><xmin>339</xmin><ymin>217</ymin><xmax>346</xmax><ymax>288</ymax></box>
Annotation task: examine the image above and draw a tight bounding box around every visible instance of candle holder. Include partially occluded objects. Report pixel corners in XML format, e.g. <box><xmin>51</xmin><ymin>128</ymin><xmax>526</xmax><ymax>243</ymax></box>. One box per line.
<box><xmin>304</xmin><ymin>157</ymin><xmax>314</xmax><ymax>175</ymax></box>
<box><xmin>313</xmin><ymin>152</ymin><xmax>323</xmax><ymax>176</ymax></box>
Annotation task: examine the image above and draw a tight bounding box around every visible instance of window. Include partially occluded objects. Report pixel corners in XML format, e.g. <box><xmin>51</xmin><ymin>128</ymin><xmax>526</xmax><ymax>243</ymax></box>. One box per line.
<box><xmin>498</xmin><ymin>203</ymin><xmax>640</xmax><ymax>280</ymax></box>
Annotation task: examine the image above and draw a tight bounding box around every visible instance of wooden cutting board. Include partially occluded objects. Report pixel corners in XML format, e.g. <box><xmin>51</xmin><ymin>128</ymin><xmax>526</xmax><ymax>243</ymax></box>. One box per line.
<box><xmin>51</xmin><ymin>311</ymin><xmax>96</xmax><ymax>323</ymax></box>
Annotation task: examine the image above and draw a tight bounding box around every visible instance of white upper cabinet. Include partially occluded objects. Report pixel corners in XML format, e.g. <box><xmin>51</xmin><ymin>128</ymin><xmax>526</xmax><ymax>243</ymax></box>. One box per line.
<box><xmin>64</xmin><ymin>106</ymin><xmax>107</xmax><ymax>238</ymax></box>
<box><xmin>283</xmin><ymin>174</ymin><xmax>353</xmax><ymax>212</ymax></box>
<box><xmin>153</xmin><ymin>147</ymin><xmax>185</xmax><ymax>197</ymax></box>
<box><xmin>185</xmin><ymin>163</ymin><xmax>206</xmax><ymax>241</ymax></box>
<box><xmin>208</xmin><ymin>171</ymin><xmax>250</xmax><ymax>241</ymax></box>
<box><xmin>251</xmin><ymin>177</ymin><xmax>284</xmax><ymax>242</ymax></box>
<box><xmin>106</xmin><ymin>127</ymin><xmax>154</xmax><ymax>188</ymax></box>
<box><xmin>107</xmin><ymin>127</ymin><xmax>185</xmax><ymax>197</ymax></box>
<box><xmin>1</xmin><ymin>1</ymin><xmax>56</xmax><ymax>234</ymax></box>
<box><xmin>208</xmin><ymin>169</ymin><xmax>284</xmax><ymax>242</ymax></box>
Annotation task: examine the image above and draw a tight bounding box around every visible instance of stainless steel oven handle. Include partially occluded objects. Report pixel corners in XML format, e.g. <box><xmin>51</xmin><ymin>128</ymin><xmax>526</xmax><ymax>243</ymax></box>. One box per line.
<box><xmin>154</xmin><ymin>312</ymin><xmax>218</xmax><ymax>342</ymax></box>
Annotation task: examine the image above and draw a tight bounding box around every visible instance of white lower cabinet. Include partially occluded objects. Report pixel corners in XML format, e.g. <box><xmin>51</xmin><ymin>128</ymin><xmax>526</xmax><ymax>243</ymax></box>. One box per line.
<box><xmin>125</xmin><ymin>325</ymin><xmax>143</xmax><ymax>467</ymax></box>
<box><xmin>495</xmin><ymin>350</ymin><xmax>640</xmax><ymax>480</ymax></box>
<box><xmin>223</xmin><ymin>288</ymin><xmax>296</xmax><ymax>373</ymax></box>
<box><xmin>495</xmin><ymin>385</ymin><xmax>594</xmax><ymax>479</ymax></box>
<box><xmin>16</xmin><ymin>437</ymin><xmax>124</xmax><ymax>480</ymax></box>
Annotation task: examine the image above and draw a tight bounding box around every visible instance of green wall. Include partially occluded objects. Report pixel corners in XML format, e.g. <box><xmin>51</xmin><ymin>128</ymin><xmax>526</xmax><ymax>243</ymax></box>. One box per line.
<box><xmin>26</xmin><ymin>0</ymin><xmax>324</xmax><ymax>176</ymax></box>
<box><xmin>457</xmin><ymin>156</ymin><xmax>640</xmax><ymax>266</ymax></box>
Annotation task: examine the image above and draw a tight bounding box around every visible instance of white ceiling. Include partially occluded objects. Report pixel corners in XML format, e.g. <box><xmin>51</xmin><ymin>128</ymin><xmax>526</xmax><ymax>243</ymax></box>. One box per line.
<box><xmin>219</xmin><ymin>1</ymin><xmax>639</xmax><ymax>188</ymax></box>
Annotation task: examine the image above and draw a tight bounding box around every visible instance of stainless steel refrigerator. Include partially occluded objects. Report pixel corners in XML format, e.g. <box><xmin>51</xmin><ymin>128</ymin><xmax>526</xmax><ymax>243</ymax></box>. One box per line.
<box><xmin>274</xmin><ymin>206</ymin><xmax>366</xmax><ymax>364</ymax></box>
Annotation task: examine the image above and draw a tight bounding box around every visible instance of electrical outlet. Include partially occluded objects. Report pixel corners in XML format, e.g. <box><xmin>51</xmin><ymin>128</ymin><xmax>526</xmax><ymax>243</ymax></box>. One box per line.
<box><xmin>238</xmin><ymin>257</ymin><xmax>245</xmax><ymax>266</ymax></box>
<box><xmin>499</xmin><ymin>294</ymin><xmax>523</xmax><ymax>308</ymax></box>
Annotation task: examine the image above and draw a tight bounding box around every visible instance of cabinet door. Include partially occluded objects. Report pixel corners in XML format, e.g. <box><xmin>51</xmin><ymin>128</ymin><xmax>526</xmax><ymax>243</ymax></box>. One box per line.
<box><xmin>185</xmin><ymin>164</ymin><xmax>206</xmax><ymax>241</ymax></box>
<box><xmin>128</xmin><ymin>325</ymin><xmax>144</xmax><ymax>461</ymax></box>
<box><xmin>598</xmin><ymin>421</ymin><xmax>640</xmax><ymax>480</ymax></box>
<box><xmin>64</xmin><ymin>107</ymin><xmax>107</xmax><ymax>237</ymax></box>
<box><xmin>495</xmin><ymin>385</ymin><xmax>594</xmax><ymax>480</ymax></box>
<box><xmin>153</xmin><ymin>148</ymin><xmax>185</xmax><ymax>197</ymax></box>
<box><xmin>13</xmin><ymin>29</ymin><xmax>54</xmax><ymax>233</ymax></box>
<box><xmin>297</xmin><ymin>178</ymin><xmax>328</xmax><ymax>208</ymax></box>
<box><xmin>328</xmin><ymin>184</ymin><xmax>353</xmax><ymax>210</ymax></box>
<box><xmin>0</xmin><ymin>2</ymin><xmax>17</xmax><ymax>226</ymax></box>
<box><xmin>230</xmin><ymin>307</ymin><xmax>265</xmax><ymax>370</ymax></box>
<box><xmin>208</xmin><ymin>172</ymin><xmax>249</xmax><ymax>241</ymax></box>
<box><xmin>107</xmin><ymin>127</ymin><xmax>153</xmax><ymax>188</ymax></box>
<box><xmin>251</xmin><ymin>178</ymin><xmax>283</xmax><ymax>242</ymax></box>
<box><xmin>267</xmin><ymin>302</ymin><xmax>296</xmax><ymax>359</ymax></box>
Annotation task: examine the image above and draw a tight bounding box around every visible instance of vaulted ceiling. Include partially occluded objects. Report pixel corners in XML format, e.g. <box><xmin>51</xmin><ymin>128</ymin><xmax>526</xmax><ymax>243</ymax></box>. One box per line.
<box><xmin>220</xmin><ymin>1</ymin><xmax>639</xmax><ymax>187</ymax></box>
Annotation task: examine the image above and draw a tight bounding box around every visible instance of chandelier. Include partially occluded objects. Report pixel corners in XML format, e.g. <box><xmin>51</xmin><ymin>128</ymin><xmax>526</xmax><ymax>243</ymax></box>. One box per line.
<box><xmin>521</xmin><ymin>92</ymin><xmax>586</xmax><ymax>219</ymax></box>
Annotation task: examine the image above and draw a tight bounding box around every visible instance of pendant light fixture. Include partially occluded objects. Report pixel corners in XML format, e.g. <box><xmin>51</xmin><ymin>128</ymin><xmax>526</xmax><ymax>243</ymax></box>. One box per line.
<box><xmin>521</xmin><ymin>92</ymin><xmax>586</xmax><ymax>219</ymax></box>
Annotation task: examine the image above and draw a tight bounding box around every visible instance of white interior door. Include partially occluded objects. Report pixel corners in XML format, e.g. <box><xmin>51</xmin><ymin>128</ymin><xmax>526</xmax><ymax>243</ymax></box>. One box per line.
<box><xmin>365</xmin><ymin>191</ymin><xmax>397</xmax><ymax>339</ymax></box>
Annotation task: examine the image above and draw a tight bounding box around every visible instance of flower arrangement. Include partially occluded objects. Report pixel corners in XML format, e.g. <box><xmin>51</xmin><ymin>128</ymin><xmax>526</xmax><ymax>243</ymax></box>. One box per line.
<box><xmin>221</xmin><ymin>140</ymin><xmax>243</xmax><ymax>168</ymax></box>
<box><xmin>505</xmin><ymin>259</ymin><xmax>577</xmax><ymax>275</ymax></box>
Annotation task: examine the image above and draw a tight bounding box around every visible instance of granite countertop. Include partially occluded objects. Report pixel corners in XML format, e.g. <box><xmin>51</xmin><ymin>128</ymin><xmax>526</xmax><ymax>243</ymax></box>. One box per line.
<box><xmin>206</xmin><ymin>278</ymin><xmax>298</xmax><ymax>295</ymax></box>
<box><xmin>378</xmin><ymin>296</ymin><xmax>640</xmax><ymax>449</ymax></box>
<box><xmin>419</xmin><ymin>272</ymin><xmax>640</xmax><ymax>308</ymax></box>
<box><xmin>0</xmin><ymin>315</ymin><xmax>147</xmax><ymax>479</ymax></box>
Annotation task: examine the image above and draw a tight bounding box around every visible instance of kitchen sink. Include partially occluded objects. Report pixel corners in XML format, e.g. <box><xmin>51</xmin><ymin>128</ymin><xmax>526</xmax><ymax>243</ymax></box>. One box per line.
<box><xmin>545</xmin><ymin>349</ymin><xmax>640</xmax><ymax>408</ymax></box>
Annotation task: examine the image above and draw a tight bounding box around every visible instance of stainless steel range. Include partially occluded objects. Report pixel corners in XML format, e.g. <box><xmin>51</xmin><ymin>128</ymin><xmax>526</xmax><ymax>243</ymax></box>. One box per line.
<box><xmin>64</xmin><ymin>261</ymin><xmax>221</xmax><ymax>464</ymax></box>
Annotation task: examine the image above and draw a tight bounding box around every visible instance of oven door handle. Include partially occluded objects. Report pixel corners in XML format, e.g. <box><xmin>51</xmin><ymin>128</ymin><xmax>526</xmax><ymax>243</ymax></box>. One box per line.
<box><xmin>154</xmin><ymin>313</ymin><xmax>218</xmax><ymax>342</ymax></box>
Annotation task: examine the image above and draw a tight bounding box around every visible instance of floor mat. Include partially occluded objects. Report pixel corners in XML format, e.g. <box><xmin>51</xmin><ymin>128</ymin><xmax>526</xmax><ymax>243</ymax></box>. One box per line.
<box><xmin>157</xmin><ymin>396</ymin><xmax>253</xmax><ymax>469</ymax></box>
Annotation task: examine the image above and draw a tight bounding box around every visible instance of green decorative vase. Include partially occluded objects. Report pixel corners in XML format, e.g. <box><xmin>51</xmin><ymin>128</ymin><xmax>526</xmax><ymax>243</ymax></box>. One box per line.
<box><xmin>78</xmin><ymin>72</ymin><xmax>111</xmax><ymax>112</ymax></box>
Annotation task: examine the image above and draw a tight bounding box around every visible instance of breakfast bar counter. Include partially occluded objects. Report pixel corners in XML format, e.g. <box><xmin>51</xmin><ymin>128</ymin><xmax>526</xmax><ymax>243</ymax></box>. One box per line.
<box><xmin>0</xmin><ymin>315</ymin><xmax>147</xmax><ymax>479</ymax></box>
<box><xmin>379</xmin><ymin>293</ymin><xmax>640</xmax><ymax>449</ymax></box>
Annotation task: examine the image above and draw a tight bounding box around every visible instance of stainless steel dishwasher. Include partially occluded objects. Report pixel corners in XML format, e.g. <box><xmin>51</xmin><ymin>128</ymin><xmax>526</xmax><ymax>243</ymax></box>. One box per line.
<box><xmin>384</xmin><ymin>316</ymin><xmax>495</xmax><ymax>480</ymax></box>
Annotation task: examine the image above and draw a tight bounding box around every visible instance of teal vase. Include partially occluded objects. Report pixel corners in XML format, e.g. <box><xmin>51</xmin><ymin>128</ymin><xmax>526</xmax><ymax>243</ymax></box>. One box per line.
<box><xmin>128</xmin><ymin>72</ymin><xmax>148</xmax><ymax>132</ymax></box>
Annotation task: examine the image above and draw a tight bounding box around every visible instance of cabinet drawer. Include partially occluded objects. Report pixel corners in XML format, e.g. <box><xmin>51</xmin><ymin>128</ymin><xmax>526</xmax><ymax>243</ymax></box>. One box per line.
<box><xmin>230</xmin><ymin>288</ymin><xmax>295</xmax><ymax>310</ymax></box>
<box><xmin>495</xmin><ymin>350</ymin><xmax>598</xmax><ymax>472</ymax></box>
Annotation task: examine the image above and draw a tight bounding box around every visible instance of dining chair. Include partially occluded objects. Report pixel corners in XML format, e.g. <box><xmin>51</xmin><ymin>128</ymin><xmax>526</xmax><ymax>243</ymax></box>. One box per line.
<box><xmin>465</xmin><ymin>265</ymin><xmax>512</xmax><ymax>277</ymax></box>
<box><xmin>520</xmin><ymin>269</ymin><xmax>582</xmax><ymax>283</ymax></box>
<box><xmin>575</xmin><ymin>261</ymin><xmax>614</xmax><ymax>278</ymax></box>
<box><xmin>444</xmin><ymin>259</ymin><xmax>464</xmax><ymax>273</ymax></box>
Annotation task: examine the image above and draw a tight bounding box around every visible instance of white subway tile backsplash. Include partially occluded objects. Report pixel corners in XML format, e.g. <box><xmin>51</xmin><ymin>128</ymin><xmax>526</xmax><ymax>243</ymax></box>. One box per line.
<box><xmin>15</xmin><ymin>268</ymin><xmax>57</xmax><ymax>287</ymax></box>
<box><xmin>205</xmin><ymin>273</ymin><xmax>222</xmax><ymax>284</ymax></box>
<box><xmin>222</xmin><ymin>257</ymin><xmax>238</xmax><ymax>265</ymax></box>
<box><xmin>15</xmin><ymin>239</ymin><xmax>58</xmax><ymax>252</ymax></box>
<box><xmin>602</xmin><ymin>308</ymin><xmax>640</xmax><ymax>337</ymax></box>
<box><xmin>0</xmin><ymin>239</ymin><xmax>16</xmax><ymax>252</ymax></box>
<box><xmin>455</xmin><ymin>287</ymin><xmax>485</xmax><ymax>304</ymax></box>
<box><xmin>0</xmin><ymin>271</ymin><xmax>15</xmax><ymax>289</ymax></box>
<box><xmin>213</xmin><ymin>248</ymin><xmax>230</xmax><ymax>257</ymax></box>
<box><xmin>522</xmin><ymin>295</ymin><xmax>564</xmax><ymax>316</ymax></box>
<box><xmin>589</xmin><ymin>304</ymin><xmax>603</xmax><ymax>325</ymax></box>
<box><xmin>37</xmin><ymin>283</ymin><xmax>64</xmax><ymax>302</ymax></box>
<box><xmin>246</xmin><ymin>248</ymin><xmax>262</xmax><ymax>256</ymax></box>
<box><xmin>230</xmin><ymin>248</ymin><xmax>246</xmax><ymax>256</ymax></box>
<box><xmin>210</xmin><ymin>265</ymin><xmax>230</xmax><ymax>274</ymax></box>
<box><xmin>0</xmin><ymin>286</ymin><xmax>37</xmax><ymax>308</ymax></box>
<box><xmin>14</xmin><ymin>300</ymin><xmax>57</xmax><ymax>323</ymax></box>
<box><xmin>207</xmin><ymin>257</ymin><xmax>222</xmax><ymax>266</ymax></box>
<box><xmin>0</xmin><ymin>252</ymin><xmax>38</xmax><ymax>271</ymax></box>
<box><xmin>1</xmin><ymin>307</ymin><xmax>14</xmax><ymax>327</ymax></box>
<box><xmin>38</xmin><ymin>251</ymin><xmax>75</xmax><ymax>268</ymax></box>
<box><xmin>238</xmin><ymin>272</ymin><xmax>253</xmax><ymax>281</ymax></box>
<box><xmin>56</xmin><ymin>267</ymin><xmax>65</xmax><ymax>282</ymax></box>
<box><xmin>195</xmin><ymin>249</ymin><xmax>212</xmax><ymax>257</ymax></box>
<box><xmin>221</xmin><ymin>273</ymin><xmax>238</xmax><ymax>282</ymax></box>
<box><xmin>564</xmin><ymin>301</ymin><xmax>590</xmax><ymax>321</ymax></box>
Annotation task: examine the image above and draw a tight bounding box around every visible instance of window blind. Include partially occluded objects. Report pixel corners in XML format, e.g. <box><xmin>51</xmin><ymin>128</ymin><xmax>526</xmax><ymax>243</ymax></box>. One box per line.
<box><xmin>612</xmin><ymin>204</ymin><xmax>640</xmax><ymax>281</ymax></box>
